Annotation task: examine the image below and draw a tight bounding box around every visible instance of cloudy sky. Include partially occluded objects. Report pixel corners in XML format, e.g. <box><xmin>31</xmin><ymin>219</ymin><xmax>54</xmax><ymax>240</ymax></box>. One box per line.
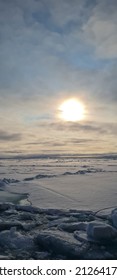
<box><xmin>0</xmin><ymin>0</ymin><xmax>117</xmax><ymax>156</ymax></box>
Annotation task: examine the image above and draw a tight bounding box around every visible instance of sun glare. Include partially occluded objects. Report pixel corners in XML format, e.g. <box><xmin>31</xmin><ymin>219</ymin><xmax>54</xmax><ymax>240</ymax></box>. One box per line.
<box><xmin>59</xmin><ymin>99</ymin><xmax>85</xmax><ymax>122</ymax></box>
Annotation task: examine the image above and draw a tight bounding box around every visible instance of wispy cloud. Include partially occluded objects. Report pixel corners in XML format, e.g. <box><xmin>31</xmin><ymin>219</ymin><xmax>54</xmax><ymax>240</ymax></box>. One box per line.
<box><xmin>38</xmin><ymin>120</ymin><xmax>114</xmax><ymax>134</ymax></box>
<box><xmin>83</xmin><ymin>0</ymin><xmax>117</xmax><ymax>59</ymax></box>
<box><xmin>0</xmin><ymin>130</ymin><xmax>21</xmax><ymax>142</ymax></box>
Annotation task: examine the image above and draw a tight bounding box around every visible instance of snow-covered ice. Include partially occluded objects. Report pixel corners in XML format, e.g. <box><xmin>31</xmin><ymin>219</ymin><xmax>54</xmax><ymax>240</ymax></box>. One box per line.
<box><xmin>0</xmin><ymin>156</ymin><xmax>117</xmax><ymax>211</ymax></box>
<box><xmin>0</xmin><ymin>155</ymin><xmax>117</xmax><ymax>259</ymax></box>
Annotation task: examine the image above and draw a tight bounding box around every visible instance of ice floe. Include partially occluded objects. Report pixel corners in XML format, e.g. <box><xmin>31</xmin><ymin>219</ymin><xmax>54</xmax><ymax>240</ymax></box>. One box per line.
<box><xmin>87</xmin><ymin>222</ymin><xmax>117</xmax><ymax>242</ymax></box>
<box><xmin>111</xmin><ymin>208</ymin><xmax>117</xmax><ymax>228</ymax></box>
<box><xmin>0</xmin><ymin>203</ymin><xmax>117</xmax><ymax>259</ymax></box>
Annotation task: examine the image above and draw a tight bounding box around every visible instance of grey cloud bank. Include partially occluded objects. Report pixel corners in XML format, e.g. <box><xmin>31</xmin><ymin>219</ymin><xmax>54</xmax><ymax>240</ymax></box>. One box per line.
<box><xmin>0</xmin><ymin>130</ymin><xmax>21</xmax><ymax>142</ymax></box>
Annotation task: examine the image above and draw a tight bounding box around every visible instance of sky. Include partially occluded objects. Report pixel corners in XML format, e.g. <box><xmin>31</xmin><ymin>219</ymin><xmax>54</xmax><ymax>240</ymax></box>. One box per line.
<box><xmin>0</xmin><ymin>0</ymin><xmax>117</xmax><ymax>156</ymax></box>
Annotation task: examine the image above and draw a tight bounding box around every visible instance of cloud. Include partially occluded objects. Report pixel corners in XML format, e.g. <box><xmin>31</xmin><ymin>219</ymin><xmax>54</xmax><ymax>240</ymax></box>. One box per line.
<box><xmin>70</xmin><ymin>138</ymin><xmax>100</xmax><ymax>144</ymax></box>
<box><xmin>0</xmin><ymin>130</ymin><xmax>21</xmax><ymax>142</ymax></box>
<box><xmin>98</xmin><ymin>64</ymin><xmax>117</xmax><ymax>102</ymax></box>
<box><xmin>46</xmin><ymin>0</ymin><xmax>86</xmax><ymax>27</ymax></box>
<box><xmin>25</xmin><ymin>140</ymin><xmax>65</xmax><ymax>147</ymax></box>
<box><xmin>25</xmin><ymin>138</ymin><xmax>96</xmax><ymax>147</ymax></box>
<box><xmin>1</xmin><ymin>150</ymin><xmax>22</xmax><ymax>154</ymax></box>
<box><xmin>0</xmin><ymin>0</ymin><xmax>117</xmax><ymax>105</ymax></box>
<box><xmin>37</xmin><ymin>120</ymin><xmax>117</xmax><ymax>138</ymax></box>
<box><xmin>83</xmin><ymin>0</ymin><xmax>117</xmax><ymax>59</ymax></box>
<box><xmin>44</xmin><ymin>121</ymin><xmax>109</xmax><ymax>134</ymax></box>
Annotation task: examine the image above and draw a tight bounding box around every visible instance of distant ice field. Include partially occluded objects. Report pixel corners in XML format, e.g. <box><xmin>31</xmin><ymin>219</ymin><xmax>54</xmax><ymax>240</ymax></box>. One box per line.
<box><xmin>0</xmin><ymin>156</ymin><xmax>117</xmax><ymax>211</ymax></box>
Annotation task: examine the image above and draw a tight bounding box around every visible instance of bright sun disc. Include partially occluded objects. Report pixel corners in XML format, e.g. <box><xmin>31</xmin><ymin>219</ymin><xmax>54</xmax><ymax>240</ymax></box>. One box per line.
<box><xmin>59</xmin><ymin>99</ymin><xmax>85</xmax><ymax>122</ymax></box>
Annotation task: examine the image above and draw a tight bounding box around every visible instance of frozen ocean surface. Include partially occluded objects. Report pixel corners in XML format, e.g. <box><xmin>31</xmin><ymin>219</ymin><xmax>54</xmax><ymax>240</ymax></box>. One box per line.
<box><xmin>0</xmin><ymin>155</ymin><xmax>117</xmax><ymax>211</ymax></box>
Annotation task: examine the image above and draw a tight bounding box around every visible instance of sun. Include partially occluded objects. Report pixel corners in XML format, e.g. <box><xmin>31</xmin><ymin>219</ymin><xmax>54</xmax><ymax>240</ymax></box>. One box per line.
<box><xmin>59</xmin><ymin>99</ymin><xmax>85</xmax><ymax>122</ymax></box>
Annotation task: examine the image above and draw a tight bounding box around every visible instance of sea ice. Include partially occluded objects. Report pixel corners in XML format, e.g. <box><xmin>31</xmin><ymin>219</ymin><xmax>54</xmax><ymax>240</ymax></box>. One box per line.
<box><xmin>58</xmin><ymin>222</ymin><xmax>87</xmax><ymax>232</ymax></box>
<box><xmin>87</xmin><ymin>221</ymin><xmax>117</xmax><ymax>242</ymax></box>
<box><xmin>0</xmin><ymin>227</ymin><xmax>34</xmax><ymax>250</ymax></box>
<box><xmin>35</xmin><ymin>230</ymin><xmax>88</xmax><ymax>259</ymax></box>
<box><xmin>111</xmin><ymin>209</ymin><xmax>117</xmax><ymax>228</ymax></box>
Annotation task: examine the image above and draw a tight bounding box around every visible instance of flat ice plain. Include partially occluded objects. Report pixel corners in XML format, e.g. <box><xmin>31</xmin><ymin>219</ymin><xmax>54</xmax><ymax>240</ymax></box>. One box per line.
<box><xmin>0</xmin><ymin>155</ymin><xmax>117</xmax><ymax>211</ymax></box>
